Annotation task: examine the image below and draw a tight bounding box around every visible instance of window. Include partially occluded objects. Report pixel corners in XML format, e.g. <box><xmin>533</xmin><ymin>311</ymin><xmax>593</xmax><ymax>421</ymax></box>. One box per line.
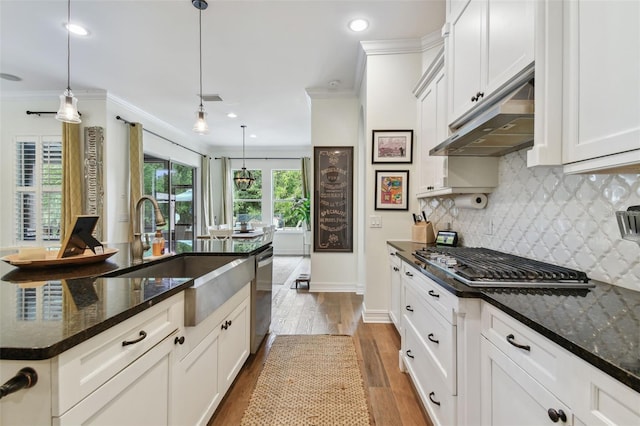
<box><xmin>272</xmin><ymin>169</ymin><xmax>303</xmax><ymax>228</ymax></box>
<box><xmin>232</xmin><ymin>169</ymin><xmax>262</xmax><ymax>224</ymax></box>
<box><xmin>15</xmin><ymin>137</ymin><xmax>62</xmax><ymax>244</ymax></box>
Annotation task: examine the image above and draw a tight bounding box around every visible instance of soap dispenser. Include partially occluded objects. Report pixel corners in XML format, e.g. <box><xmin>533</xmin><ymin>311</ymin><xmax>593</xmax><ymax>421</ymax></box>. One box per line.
<box><xmin>152</xmin><ymin>230</ymin><xmax>165</xmax><ymax>256</ymax></box>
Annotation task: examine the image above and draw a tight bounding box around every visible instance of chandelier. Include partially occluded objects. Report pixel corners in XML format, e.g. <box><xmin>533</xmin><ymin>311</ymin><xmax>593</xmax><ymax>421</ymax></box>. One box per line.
<box><xmin>234</xmin><ymin>125</ymin><xmax>255</xmax><ymax>190</ymax></box>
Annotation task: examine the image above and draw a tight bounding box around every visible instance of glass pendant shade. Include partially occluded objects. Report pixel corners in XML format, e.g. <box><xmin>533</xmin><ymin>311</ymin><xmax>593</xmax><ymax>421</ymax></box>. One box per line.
<box><xmin>234</xmin><ymin>167</ymin><xmax>255</xmax><ymax>190</ymax></box>
<box><xmin>55</xmin><ymin>88</ymin><xmax>81</xmax><ymax>124</ymax></box>
<box><xmin>193</xmin><ymin>106</ymin><xmax>209</xmax><ymax>134</ymax></box>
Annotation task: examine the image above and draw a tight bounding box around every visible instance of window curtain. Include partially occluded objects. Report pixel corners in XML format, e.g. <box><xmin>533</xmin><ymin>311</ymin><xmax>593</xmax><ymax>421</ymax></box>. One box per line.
<box><xmin>301</xmin><ymin>156</ymin><xmax>311</xmax><ymax>198</ymax></box>
<box><xmin>221</xmin><ymin>156</ymin><xmax>233</xmax><ymax>226</ymax></box>
<box><xmin>60</xmin><ymin>122</ymin><xmax>83</xmax><ymax>239</ymax></box>
<box><xmin>129</xmin><ymin>123</ymin><xmax>143</xmax><ymax>242</ymax></box>
<box><xmin>201</xmin><ymin>155</ymin><xmax>214</xmax><ymax>232</ymax></box>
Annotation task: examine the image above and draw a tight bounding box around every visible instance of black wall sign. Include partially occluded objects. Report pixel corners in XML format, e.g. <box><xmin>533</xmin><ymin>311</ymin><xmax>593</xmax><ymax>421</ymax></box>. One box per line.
<box><xmin>314</xmin><ymin>147</ymin><xmax>353</xmax><ymax>252</ymax></box>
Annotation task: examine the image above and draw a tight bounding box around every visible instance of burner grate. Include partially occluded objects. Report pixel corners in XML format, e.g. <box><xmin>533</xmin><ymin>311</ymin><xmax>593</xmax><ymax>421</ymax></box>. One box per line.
<box><xmin>414</xmin><ymin>247</ymin><xmax>590</xmax><ymax>285</ymax></box>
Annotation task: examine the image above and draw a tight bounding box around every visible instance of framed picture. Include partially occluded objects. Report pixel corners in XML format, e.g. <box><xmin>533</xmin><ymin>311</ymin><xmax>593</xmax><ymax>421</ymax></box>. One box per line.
<box><xmin>375</xmin><ymin>170</ymin><xmax>409</xmax><ymax>211</ymax></box>
<box><xmin>314</xmin><ymin>147</ymin><xmax>353</xmax><ymax>252</ymax></box>
<box><xmin>372</xmin><ymin>129</ymin><xmax>413</xmax><ymax>163</ymax></box>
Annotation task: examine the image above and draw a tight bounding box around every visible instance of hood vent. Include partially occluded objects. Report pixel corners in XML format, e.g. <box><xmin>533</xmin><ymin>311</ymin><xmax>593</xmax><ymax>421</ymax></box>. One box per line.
<box><xmin>430</xmin><ymin>81</ymin><xmax>535</xmax><ymax>156</ymax></box>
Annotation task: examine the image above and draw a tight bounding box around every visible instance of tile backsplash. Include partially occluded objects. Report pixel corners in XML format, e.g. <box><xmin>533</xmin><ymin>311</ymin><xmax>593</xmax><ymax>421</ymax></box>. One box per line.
<box><xmin>420</xmin><ymin>150</ymin><xmax>640</xmax><ymax>292</ymax></box>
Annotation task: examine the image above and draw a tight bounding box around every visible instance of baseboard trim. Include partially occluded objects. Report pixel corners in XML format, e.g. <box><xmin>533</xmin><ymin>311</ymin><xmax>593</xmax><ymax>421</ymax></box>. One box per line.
<box><xmin>361</xmin><ymin>303</ymin><xmax>392</xmax><ymax>323</ymax></box>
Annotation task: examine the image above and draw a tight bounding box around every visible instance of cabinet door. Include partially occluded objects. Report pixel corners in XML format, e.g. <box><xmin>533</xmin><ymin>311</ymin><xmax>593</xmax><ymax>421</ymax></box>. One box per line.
<box><xmin>55</xmin><ymin>334</ymin><xmax>174</xmax><ymax>426</ymax></box>
<box><xmin>389</xmin><ymin>261</ymin><xmax>402</xmax><ymax>332</ymax></box>
<box><xmin>419</xmin><ymin>82</ymin><xmax>438</xmax><ymax>193</ymax></box>
<box><xmin>484</xmin><ymin>0</ymin><xmax>534</xmax><ymax>97</ymax></box>
<box><xmin>481</xmin><ymin>337</ymin><xmax>573</xmax><ymax>426</ymax></box>
<box><xmin>218</xmin><ymin>297</ymin><xmax>250</xmax><ymax>393</ymax></box>
<box><xmin>171</xmin><ymin>327</ymin><xmax>221</xmax><ymax>426</ymax></box>
<box><xmin>449</xmin><ymin>0</ymin><xmax>485</xmax><ymax>124</ymax></box>
<box><xmin>562</xmin><ymin>0</ymin><xmax>640</xmax><ymax>165</ymax></box>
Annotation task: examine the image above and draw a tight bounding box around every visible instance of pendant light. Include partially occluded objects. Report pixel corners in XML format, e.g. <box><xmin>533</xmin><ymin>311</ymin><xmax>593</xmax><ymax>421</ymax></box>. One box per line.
<box><xmin>56</xmin><ymin>0</ymin><xmax>81</xmax><ymax>124</ymax></box>
<box><xmin>192</xmin><ymin>0</ymin><xmax>209</xmax><ymax>135</ymax></box>
<box><xmin>234</xmin><ymin>125</ymin><xmax>255</xmax><ymax>190</ymax></box>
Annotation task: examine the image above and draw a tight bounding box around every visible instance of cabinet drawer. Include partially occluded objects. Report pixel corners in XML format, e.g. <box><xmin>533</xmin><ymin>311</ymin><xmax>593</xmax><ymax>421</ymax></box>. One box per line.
<box><xmin>401</xmin><ymin>262</ymin><xmax>457</xmax><ymax>324</ymax></box>
<box><xmin>54</xmin><ymin>293</ymin><xmax>183</xmax><ymax>415</ymax></box>
<box><xmin>481</xmin><ymin>302</ymin><xmax>572</xmax><ymax>399</ymax></box>
<box><xmin>403</xmin><ymin>325</ymin><xmax>456</xmax><ymax>426</ymax></box>
<box><xmin>403</xmin><ymin>282</ymin><xmax>457</xmax><ymax>392</ymax></box>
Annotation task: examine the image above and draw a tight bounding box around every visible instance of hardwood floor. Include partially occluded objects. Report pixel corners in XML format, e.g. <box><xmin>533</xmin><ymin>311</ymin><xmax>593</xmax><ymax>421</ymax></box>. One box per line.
<box><xmin>208</xmin><ymin>260</ymin><xmax>432</xmax><ymax>425</ymax></box>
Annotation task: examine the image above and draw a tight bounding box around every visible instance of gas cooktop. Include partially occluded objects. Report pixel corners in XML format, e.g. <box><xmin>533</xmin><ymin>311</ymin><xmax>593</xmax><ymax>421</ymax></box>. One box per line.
<box><xmin>414</xmin><ymin>247</ymin><xmax>594</xmax><ymax>289</ymax></box>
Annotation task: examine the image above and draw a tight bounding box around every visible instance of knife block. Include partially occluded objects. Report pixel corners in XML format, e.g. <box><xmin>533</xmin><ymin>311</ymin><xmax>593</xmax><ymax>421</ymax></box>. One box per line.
<box><xmin>412</xmin><ymin>221</ymin><xmax>436</xmax><ymax>244</ymax></box>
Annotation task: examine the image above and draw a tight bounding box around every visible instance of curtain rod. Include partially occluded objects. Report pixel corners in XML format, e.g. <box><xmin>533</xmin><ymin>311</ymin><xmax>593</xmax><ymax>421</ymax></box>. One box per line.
<box><xmin>115</xmin><ymin>115</ymin><xmax>208</xmax><ymax>158</ymax></box>
<box><xmin>214</xmin><ymin>157</ymin><xmax>301</xmax><ymax>160</ymax></box>
<box><xmin>26</xmin><ymin>110</ymin><xmax>82</xmax><ymax>117</ymax></box>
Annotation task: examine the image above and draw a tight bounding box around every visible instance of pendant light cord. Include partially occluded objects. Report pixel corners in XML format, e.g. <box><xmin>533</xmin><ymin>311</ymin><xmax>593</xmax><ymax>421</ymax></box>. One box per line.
<box><xmin>66</xmin><ymin>0</ymin><xmax>71</xmax><ymax>91</ymax></box>
<box><xmin>198</xmin><ymin>8</ymin><xmax>203</xmax><ymax>109</ymax></box>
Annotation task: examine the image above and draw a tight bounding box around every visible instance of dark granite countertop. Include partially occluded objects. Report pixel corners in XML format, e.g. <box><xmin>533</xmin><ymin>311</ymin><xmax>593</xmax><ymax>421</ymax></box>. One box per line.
<box><xmin>0</xmin><ymin>240</ymin><xmax>271</xmax><ymax>360</ymax></box>
<box><xmin>387</xmin><ymin>240</ymin><xmax>640</xmax><ymax>394</ymax></box>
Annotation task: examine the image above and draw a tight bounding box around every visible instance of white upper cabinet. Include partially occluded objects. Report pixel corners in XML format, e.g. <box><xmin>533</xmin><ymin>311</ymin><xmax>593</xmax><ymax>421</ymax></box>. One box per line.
<box><xmin>447</xmin><ymin>0</ymin><xmax>535</xmax><ymax>127</ymax></box>
<box><xmin>415</xmin><ymin>48</ymin><xmax>499</xmax><ymax>198</ymax></box>
<box><xmin>562</xmin><ymin>0</ymin><xmax>640</xmax><ymax>173</ymax></box>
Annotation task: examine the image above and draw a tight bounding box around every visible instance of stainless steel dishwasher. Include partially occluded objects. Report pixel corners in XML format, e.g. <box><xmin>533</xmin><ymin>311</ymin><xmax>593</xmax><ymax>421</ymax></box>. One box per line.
<box><xmin>252</xmin><ymin>246</ymin><xmax>273</xmax><ymax>353</ymax></box>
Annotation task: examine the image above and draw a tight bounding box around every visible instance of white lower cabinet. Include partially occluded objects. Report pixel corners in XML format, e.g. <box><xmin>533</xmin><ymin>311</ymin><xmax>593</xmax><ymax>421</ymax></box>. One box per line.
<box><xmin>387</xmin><ymin>244</ymin><xmax>402</xmax><ymax>332</ymax></box>
<box><xmin>399</xmin><ymin>260</ymin><xmax>481</xmax><ymax>426</ymax></box>
<box><xmin>480</xmin><ymin>302</ymin><xmax>640</xmax><ymax>426</ymax></box>
<box><xmin>1</xmin><ymin>283</ymin><xmax>253</xmax><ymax>426</ymax></box>
<box><xmin>217</xmin><ymin>292</ymin><xmax>250</xmax><ymax>395</ymax></box>
<box><xmin>171</xmin><ymin>283</ymin><xmax>250</xmax><ymax>426</ymax></box>
<box><xmin>55</xmin><ymin>332</ymin><xmax>175</xmax><ymax>425</ymax></box>
<box><xmin>480</xmin><ymin>336</ymin><xmax>573</xmax><ymax>425</ymax></box>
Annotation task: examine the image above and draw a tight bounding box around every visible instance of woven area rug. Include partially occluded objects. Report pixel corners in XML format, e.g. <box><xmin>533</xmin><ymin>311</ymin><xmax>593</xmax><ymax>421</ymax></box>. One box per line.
<box><xmin>240</xmin><ymin>335</ymin><xmax>371</xmax><ymax>425</ymax></box>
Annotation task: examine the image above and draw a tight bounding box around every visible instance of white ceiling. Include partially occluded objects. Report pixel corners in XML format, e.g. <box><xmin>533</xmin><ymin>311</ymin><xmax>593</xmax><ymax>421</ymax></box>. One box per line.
<box><xmin>1</xmin><ymin>0</ymin><xmax>444</xmax><ymax>150</ymax></box>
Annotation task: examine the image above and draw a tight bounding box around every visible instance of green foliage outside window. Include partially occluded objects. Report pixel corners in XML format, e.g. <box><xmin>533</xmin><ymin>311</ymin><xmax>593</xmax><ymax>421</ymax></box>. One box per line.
<box><xmin>273</xmin><ymin>170</ymin><xmax>303</xmax><ymax>228</ymax></box>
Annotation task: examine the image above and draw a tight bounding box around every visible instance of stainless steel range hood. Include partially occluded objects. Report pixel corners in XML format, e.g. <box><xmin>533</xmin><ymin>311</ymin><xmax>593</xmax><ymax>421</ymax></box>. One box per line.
<box><xmin>430</xmin><ymin>81</ymin><xmax>535</xmax><ymax>156</ymax></box>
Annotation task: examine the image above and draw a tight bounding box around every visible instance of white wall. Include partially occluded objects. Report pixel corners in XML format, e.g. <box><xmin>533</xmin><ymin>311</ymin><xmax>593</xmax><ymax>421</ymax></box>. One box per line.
<box><xmin>308</xmin><ymin>96</ymin><xmax>361</xmax><ymax>292</ymax></box>
<box><xmin>362</xmin><ymin>51</ymin><xmax>423</xmax><ymax>321</ymax></box>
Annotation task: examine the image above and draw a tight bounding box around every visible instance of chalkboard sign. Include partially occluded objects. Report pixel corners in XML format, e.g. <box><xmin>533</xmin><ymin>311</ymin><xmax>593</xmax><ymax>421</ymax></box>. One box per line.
<box><xmin>314</xmin><ymin>147</ymin><xmax>353</xmax><ymax>252</ymax></box>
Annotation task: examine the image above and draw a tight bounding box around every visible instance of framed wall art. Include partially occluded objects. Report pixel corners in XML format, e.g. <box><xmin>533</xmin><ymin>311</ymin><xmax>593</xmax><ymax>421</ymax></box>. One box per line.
<box><xmin>314</xmin><ymin>147</ymin><xmax>353</xmax><ymax>252</ymax></box>
<box><xmin>375</xmin><ymin>170</ymin><xmax>409</xmax><ymax>211</ymax></box>
<box><xmin>372</xmin><ymin>129</ymin><xmax>413</xmax><ymax>164</ymax></box>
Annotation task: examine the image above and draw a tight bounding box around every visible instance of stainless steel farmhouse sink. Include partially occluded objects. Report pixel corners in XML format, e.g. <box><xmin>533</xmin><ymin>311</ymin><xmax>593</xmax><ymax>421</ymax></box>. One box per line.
<box><xmin>105</xmin><ymin>255</ymin><xmax>255</xmax><ymax>326</ymax></box>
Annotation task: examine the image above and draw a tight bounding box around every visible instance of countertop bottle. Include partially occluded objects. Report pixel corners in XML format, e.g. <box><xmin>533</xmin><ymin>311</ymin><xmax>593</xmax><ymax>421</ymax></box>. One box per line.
<box><xmin>152</xmin><ymin>230</ymin><xmax>165</xmax><ymax>256</ymax></box>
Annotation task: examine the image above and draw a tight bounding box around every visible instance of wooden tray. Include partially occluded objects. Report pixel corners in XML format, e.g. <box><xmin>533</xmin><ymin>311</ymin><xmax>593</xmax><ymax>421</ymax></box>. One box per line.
<box><xmin>1</xmin><ymin>248</ymin><xmax>118</xmax><ymax>269</ymax></box>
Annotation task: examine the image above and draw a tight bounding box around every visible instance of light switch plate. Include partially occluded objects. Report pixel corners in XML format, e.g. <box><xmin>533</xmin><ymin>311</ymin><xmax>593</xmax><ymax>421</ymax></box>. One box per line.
<box><xmin>369</xmin><ymin>215</ymin><xmax>382</xmax><ymax>228</ymax></box>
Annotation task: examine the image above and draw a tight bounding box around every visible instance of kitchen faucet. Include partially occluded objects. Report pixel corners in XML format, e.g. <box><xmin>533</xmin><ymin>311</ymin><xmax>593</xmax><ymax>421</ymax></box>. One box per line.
<box><xmin>131</xmin><ymin>195</ymin><xmax>166</xmax><ymax>264</ymax></box>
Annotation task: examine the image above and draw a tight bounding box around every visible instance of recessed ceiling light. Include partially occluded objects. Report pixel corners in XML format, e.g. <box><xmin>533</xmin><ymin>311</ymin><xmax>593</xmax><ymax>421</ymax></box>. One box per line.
<box><xmin>348</xmin><ymin>19</ymin><xmax>369</xmax><ymax>32</ymax></box>
<box><xmin>64</xmin><ymin>23</ymin><xmax>89</xmax><ymax>36</ymax></box>
<box><xmin>227</xmin><ymin>112</ymin><xmax>237</xmax><ymax>118</ymax></box>
<box><xmin>249</xmin><ymin>134</ymin><xmax>257</xmax><ymax>138</ymax></box>
<box><xmin>0</xmin><ymin>73</ymin><xmax>22</xmax><ymax>81</ymax></box>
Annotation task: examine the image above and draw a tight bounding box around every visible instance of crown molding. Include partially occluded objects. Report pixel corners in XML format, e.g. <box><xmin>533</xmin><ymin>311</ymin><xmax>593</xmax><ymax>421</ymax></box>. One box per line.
<box><xmin>305</xmin><ymin>88</ymin><xmax>357</xmax><ymax>100</ymax></box>
<box><xmin>360</xmin><ymin>38</ymin><xmax>423</xmax><ymax>56</ymax></box>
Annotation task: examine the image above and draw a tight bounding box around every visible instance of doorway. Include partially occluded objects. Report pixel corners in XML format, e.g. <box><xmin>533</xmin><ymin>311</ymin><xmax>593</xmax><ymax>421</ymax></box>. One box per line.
<box><xmin>144</xmin><ymin>155</ymin><xmax>196</xmax><ymax>252</ymax></box>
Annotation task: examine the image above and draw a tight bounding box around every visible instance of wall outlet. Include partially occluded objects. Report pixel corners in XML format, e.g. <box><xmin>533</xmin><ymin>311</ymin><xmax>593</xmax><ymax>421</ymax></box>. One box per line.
<box><xmin>369</xmin><ymin>215</ymin><xmax>382</xmax><ymax>228</ymax></box>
